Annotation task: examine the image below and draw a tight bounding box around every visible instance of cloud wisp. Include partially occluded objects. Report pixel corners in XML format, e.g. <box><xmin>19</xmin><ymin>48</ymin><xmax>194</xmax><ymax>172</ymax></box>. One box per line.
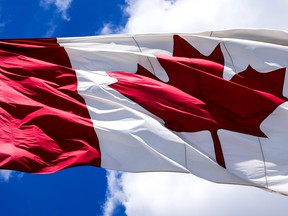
<box><xmin>39</xmin><ymin>0</ymin><xmax>73</xmax><ymax>37</ymax></box>
<box><xmin>0</xmin><ymin>170</ymin><xmax>13</xmax><ymax>182</ymax></box>
<box><xmin>118</xmin><ymin>0</ymin><xmax>288</xmax><ymax>34</ymax></box>
<box><xmin>40</xmin><ymin>0</ymin><xmax>73</xmax><ymax>21</ymax></box>
<box><xmin>0</xmin><ymin>170</ymin><xmax>24</xmax><ymax>182</ymax></box>
<box><xmin>102</xmin><ymin>171</ymin><xmax>126</xmax><ymax>216</ymax></box>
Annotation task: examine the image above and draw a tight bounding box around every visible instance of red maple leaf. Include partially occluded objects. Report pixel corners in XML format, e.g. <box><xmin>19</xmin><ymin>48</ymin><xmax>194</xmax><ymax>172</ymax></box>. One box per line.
<box><xmin>108</xmin><ymin>35</ymin><xmax>286</xmax><ymax>168</ymax></box>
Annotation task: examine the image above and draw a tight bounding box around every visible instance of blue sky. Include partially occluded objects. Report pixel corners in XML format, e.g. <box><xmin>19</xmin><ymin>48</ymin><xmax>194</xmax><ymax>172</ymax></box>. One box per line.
<box><xmin>1</xmin><ymin>0</ymin><xmax>288</xmax><ymax>216</ymax></box>
<box><xmin>0</xmin><ymin>0</ymin><xmax>127</xmax><ymax>38</ymax></box>
<box><xmin>0</xmin><ymin>1</ymin><xmax>126</xmax><ymax>216</ymax></box>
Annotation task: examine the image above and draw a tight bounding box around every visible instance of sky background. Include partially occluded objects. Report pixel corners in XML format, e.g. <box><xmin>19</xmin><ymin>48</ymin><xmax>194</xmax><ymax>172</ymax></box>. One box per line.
<box><xmin>1</xmin><ymin>0</ymin><xmax>288</xmax><ymax>216</ymax></box>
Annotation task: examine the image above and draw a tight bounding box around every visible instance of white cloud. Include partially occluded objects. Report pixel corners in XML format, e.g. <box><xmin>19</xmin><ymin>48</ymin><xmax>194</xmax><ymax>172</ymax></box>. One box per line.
<box><xmin>0</xmin><ymin>170</ymin><xmax>13</xmax><ymax>182</ymax></box>
<box><xmin>98</xmin><ymin>23</ymin><xmax>126</xmax><ymax>35</ymax></box>
<box><xmin>103</xmin><ymin>0</ymin><xmax>288</xmax><ymax>215</ymax></box>
<box><xmin>0</xmin><ymin>170</ymin><xmax>24</xmax><ymax>182</ymax></box>
<box><xmin>99</xmin><ymin>23</ymin><xmax>114</xmax><ymax>35</ymax></box>
<box><xmin>120</xmin><ymin>0</ymin><xmax>288</xmax><ymax>33</ymax></box>
<box><xmin>102</xmin><ymin>171</ymin><xmax>126</xmax><ymax>216</ymax></box>
<box><xmin>98</xmin><ymin>23</ymin><xmax>125</xmax><ymax>35</ymax></box>
<box><xmin>115</xmin><ymin>172</ymin><xmax>288</xmax><ymax>216</ymax></box>
<box><xmin>40</xmin><ymin>0</ymin><xmax>73</xmax><ymax>36</ymax></box>
<box><xmin>0</xmin><ymin>6</ymin><xmax>6</xmax><ymax>33</ymax></box>
<box><xmin>44</xmin><ymin>22</ymin><xmax>57</xmax><ymax>37</ymax></box>
<box><xmin>40</xmin><ymin>0</ymin><xmax>73</xmax><ymax>21</ymax></box>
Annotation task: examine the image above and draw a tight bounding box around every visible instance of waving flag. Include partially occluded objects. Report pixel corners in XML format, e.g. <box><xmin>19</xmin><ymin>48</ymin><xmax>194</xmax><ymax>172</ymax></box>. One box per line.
<box><xmin>1</xmin><ymin>29</ymin><xmax>288</xmax><ymax>195</ymax></box>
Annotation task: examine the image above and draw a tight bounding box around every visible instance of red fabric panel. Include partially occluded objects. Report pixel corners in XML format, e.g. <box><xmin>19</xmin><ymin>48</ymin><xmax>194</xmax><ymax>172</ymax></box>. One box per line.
<box><xmin>0</xmin><ymin>38</ymin><xmax>72</xmax><ymax>67</ymax></box>
<box><xmin>0</xmin><ymin>40</ymin><xmax>100</xmax><ymax>173</ymax></box>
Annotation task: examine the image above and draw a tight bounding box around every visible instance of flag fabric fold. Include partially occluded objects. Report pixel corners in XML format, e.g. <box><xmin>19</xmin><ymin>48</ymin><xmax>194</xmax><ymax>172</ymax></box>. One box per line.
<box><xmin>1</xmin><ymin>29</ymin><xmax>288</xmax><ymax>195</ymax></box>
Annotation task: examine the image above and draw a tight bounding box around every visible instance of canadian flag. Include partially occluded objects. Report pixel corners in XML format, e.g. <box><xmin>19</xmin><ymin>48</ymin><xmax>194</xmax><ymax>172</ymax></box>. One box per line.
<box><xmin>1</xmin><ymin>29</ymin><xmax>288</xmax><ymax>195</ymax></box>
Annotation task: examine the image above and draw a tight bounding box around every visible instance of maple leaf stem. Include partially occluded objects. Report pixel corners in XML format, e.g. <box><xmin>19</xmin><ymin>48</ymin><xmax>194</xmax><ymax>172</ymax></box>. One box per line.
<box><xmin>211</xmin><ymin>130</ymin><xmax>226</xmax><ymax>168</ymax></box>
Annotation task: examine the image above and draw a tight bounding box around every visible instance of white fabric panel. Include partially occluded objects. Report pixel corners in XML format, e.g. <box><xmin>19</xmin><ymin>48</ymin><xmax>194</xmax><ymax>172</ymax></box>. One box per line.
<box><xmin>185</xmin><ymin>144</ymin><xmax>250</xmax><ymax>185</ymax></box>
<box><xmin>60</xmin><ymin>38</ymin><xmax>170</xmax><ymax>82</ymax></box>
<box><xmin>133</xmin><ymin>34</ymin><xmax>174</xmax><ymax>56</ymax></box>
<box><xmin>175</xmin><ymin>131</ymin><xmax>216</xmax><ymax>160</ymax></box>
<box><xmin>259</xmin><ymin>102</ymin><xmax>288</xmax><ymax>194</ymax></box>
<box><xmin>218</xmin><ymin>130</ymin><xmax>267</xmax><ymax>187</ymax></box>
<box><xmin>75</xmin><ymin>69</ymin><xmax>187</xmax><ymax>172</ymax></box>
<box><xmin>221</xmin><ymin>39</ymin><xmax>288</xmax><ymax>73</ymax></box>
<box><xmin>74</xmin><ymin>69</ymin><xmax>249</xmax><ymax>184</ymax></box>
<box><xmin>58</xmin><ymin>29</ymin><xmax>288</xmax><ymax>194</ymax></box>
